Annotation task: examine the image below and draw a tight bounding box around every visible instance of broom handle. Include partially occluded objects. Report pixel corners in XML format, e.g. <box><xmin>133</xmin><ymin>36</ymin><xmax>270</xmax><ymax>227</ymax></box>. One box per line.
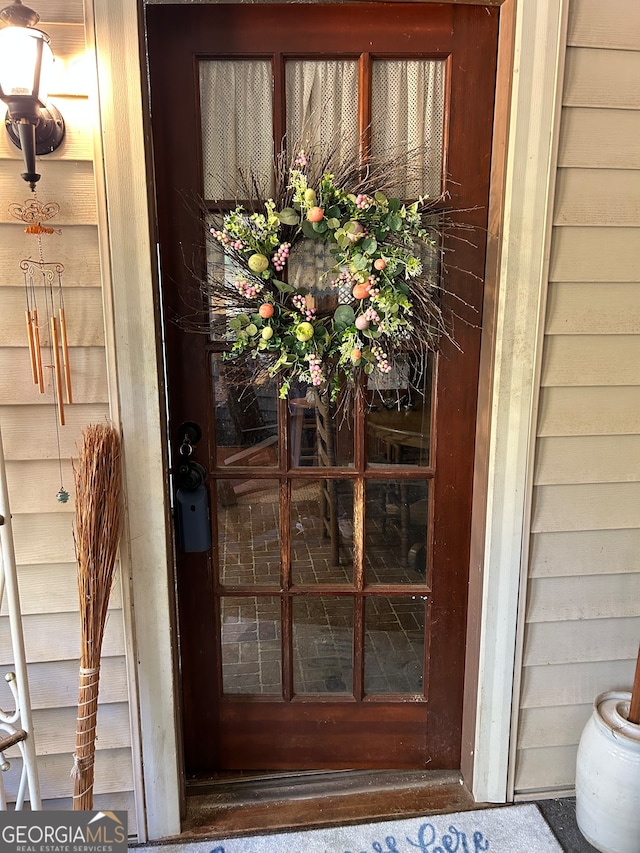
<box><xmin>629</xmin><ymin>643</ymin><xmax>640</xmax><ymax>725</ymax></box>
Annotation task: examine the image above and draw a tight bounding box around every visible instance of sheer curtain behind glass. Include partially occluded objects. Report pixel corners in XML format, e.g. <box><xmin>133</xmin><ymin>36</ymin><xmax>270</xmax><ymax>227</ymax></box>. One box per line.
<box><xmin>371</xmin><ymin>59</ymin><xmax>445</xmax><ymax>199</ymax></box>
<box><xmin>285</xmin><ymin>60</ymin><xmax>359</xmax><ymax>163</ymax></box>
<box><xmin>200</xmin><ymin>60</ymin><xmax>274</xmax><ymax>200</ymax></box>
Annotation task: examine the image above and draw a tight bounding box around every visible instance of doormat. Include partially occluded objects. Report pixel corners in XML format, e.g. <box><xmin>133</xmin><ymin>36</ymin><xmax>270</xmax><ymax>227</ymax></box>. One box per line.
<box><xmin>131</xmin><ymin>803</ymin><xmax>562</xmax><ymax>853</ymax></box>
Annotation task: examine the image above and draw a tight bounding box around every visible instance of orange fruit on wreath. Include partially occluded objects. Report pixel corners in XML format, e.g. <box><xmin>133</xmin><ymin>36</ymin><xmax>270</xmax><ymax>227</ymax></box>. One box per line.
<box><xmin>307</xmin><ymin>206</ymin><xmax>324</xmax><ymax>223</ymax></box>
<box><xmin>259</xmin><ymin>303</ymin><xmax>274</xmax><ymax>318</ymax></box>
<box><xmin>374</xmin><ymin>258</ymin><xmax>387</xmax><ymax>271</ymax></box>
<box><xmin>350</xmin><ymin>348</ymin><xmax>362</xmax><ymax>363</ymax></box>
<box><xmin>352</xmin><ymin>283</ymin><xmax>371</xmax><ymax>300</ymax></box>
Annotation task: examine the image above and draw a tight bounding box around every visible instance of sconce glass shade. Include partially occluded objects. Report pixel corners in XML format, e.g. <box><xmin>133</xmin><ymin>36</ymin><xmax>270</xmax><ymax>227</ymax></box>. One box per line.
<box><xmin>0</xmin><ymin>5</ymin><xmax>64</xmax><ymax>190</ymax></box>
<box><xmin>0</xmin><ymin>25</ymin><xmax>53</xmax><ymax>115</ymax></box>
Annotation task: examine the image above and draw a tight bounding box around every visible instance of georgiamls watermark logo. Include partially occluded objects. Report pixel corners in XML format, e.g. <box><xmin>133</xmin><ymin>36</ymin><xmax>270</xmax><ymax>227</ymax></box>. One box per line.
<box><xmin>0</xmin><ymin>810</ymin><xmax>127</xmax><ymax>853</ymax></box>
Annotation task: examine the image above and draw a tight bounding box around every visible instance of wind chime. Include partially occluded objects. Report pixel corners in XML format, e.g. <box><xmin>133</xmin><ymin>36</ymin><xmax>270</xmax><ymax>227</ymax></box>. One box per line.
<box><xmin>9</xmin><ymin>193</ymin><xmax>72</xmax><ymax>503</ymax></box>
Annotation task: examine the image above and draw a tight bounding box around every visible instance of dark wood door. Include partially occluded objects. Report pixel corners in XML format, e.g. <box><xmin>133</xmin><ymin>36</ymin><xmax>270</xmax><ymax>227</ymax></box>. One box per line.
<box><xmin>146</xmin><ymin>3</ymin><xmax>498</xmax><ymax>776</ymax></box>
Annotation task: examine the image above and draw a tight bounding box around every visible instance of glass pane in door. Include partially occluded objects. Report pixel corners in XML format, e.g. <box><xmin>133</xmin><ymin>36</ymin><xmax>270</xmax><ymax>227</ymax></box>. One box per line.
<box><xmin>285</xmin><ymin>59</ymin><xmax>359</xmax><ymax>160</ymax></box>
<box><xmin>221</xmin><ymin>596</ymin><xmax>281</xmax><ymax>694</ymax></box>
<box><xmin>216</xmin><ymin>480</ymin><xmax>280</xmax><ymax>586</ymax></box>
<box><xmin>365</xmin><ymin>479</ymin><xmax>430</xmax><ymax>584</ymax></box>
<box><xmin>212</xmin><ymin>353</ymin><xmax>278</xmax><ymax>467</ymax></box>
<box><xmin>364</xmin><ymin>596</ymin><xmax>426</xmax><ymax>695</ymax></box>
<box><xmin>366</xmin><ymin>353</ymin><xmax>434</xmax><ymax>468</ymax></box>
<box><xmin>200</xmin><ymin>59</ymin><xmax>274</xmax><ymax>199</ymax></box>
<box><xmin>293</xmin><ymin>596</ymin><xmax>354</xmax><ymax>694</ymax></box>
<box><xmin>371</xmin><ymin>59</ymin><xmax>446</xmax><ymax>198</ymax></box>
<box><xmin>291</xmin><ymin>479</ymin><xmax>354</xmax><ymax>585</ymax></box>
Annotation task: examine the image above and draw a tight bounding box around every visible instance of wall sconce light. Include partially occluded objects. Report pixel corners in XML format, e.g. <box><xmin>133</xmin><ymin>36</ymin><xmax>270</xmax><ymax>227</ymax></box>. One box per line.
<box><xmin>0</xmin><ymin>0</ymin><xmax>65</xmax><ymax>190</ymax></box>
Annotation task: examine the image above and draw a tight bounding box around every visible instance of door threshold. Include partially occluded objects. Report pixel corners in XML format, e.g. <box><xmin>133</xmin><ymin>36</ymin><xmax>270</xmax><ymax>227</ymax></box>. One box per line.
<box><xmin>181</xmin><ymin>770</ymin><xmax>480</xmax><ymax>840</ymax></box>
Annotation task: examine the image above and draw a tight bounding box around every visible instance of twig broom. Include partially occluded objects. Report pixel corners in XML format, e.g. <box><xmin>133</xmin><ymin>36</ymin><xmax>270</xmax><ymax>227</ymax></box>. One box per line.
<box><xmin>71</xmin><ymin>424</ymin><xmax>122</xmax><ymax>810</ymax></box>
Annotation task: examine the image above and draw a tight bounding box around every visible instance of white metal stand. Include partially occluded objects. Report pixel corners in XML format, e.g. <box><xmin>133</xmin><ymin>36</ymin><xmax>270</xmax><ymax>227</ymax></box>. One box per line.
<box><xmin>0</xmin><ymin>425</ymin><xmax>42</xmax><ymax>810</ymax></box>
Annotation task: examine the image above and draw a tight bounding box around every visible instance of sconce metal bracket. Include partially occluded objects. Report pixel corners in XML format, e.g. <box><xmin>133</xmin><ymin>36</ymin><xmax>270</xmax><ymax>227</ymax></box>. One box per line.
<box><xmin>4</xmin><ymin>102</ymin><xmax>65</xmax><ymax>155</ymax></box>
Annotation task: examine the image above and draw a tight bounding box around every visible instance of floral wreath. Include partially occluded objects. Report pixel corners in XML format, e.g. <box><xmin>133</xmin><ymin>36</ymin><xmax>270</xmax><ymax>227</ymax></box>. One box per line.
<box><xmin>208</xmin><ymin>150</ymin><xmax>448</xmax><ymax>399</ymax></box>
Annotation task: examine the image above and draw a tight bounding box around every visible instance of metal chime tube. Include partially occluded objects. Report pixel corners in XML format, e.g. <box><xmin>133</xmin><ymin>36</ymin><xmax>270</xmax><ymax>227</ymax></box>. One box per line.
<box><xmin>50</xmin><ymin>316</ymin><xmax>65</xmax><ymax>426</ymax></box>
<box><xmin>25</xmin><ymin>310</ymin><xmax>38</xmax><ymax>385</ymax></box>
<box><xmin>58</xmin><ymin>306</ymin><xmax>72</xmax><ymax>404</ymax></box>
<box><xmin>31</xmin><ymin>309</ymin><xmax>44</xmax><ymax>393</ymax></box>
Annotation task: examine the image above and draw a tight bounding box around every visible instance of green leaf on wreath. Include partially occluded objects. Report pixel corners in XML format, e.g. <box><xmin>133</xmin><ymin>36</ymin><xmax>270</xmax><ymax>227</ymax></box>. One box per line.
<box><xmin>274</xmin><ymin>279</ymin><xmax>295</xmax><ymax>294</ymax></box>
<box><xmin>351</xmin><ymin>254</ymin><xmax>369</xmax><ymax>272</ymax></box>
<box><xmin>361</xmin><ymin>237</ymin><xmax>377</xmax><ymax>255</ymax></box>
<box><xmin>333</xmin><ymin>304</ymin><xmax>355</xmax><ymax>332</ymax></box>
<box><xmin>276</xmin><ymin>207</ymin><xmax>300</xmax><ymax>225</ymax></box>
<box><xmin>302</xmin><ymin>220</ymin><xmax>321</xmax><ymax>239</ymax></box>
<box><xmin>374</xmin><ymin>191</ymin><xmax>387</xmax><ymax>205</ymax></box>
<box><xmin>326</xmin><ymin>218</ymin><xmax>340</xmax><ymax>230</ymax></box>
<box><xmin>364</xmin><ymin>363</ymin><xmax>374</xmax><ymax>375</ymax></box>
<box><xmin>312</xmin><ymin>220</ymin><xmax>328</xmax><ymax>234</ymax></box>
<box><xmin>387</xmin><ymin>214</ymin><xmax>403</xmax><ymax>231</ymax></box>
<box><xmin>389</xmin><ymin>197</ymin><xmax>400</xmax><ymax>212</ymax></box>
<box><xmin>326</xmin><ymin>205</ymin><xmax>341</xmax><ymax>219</ymax></box>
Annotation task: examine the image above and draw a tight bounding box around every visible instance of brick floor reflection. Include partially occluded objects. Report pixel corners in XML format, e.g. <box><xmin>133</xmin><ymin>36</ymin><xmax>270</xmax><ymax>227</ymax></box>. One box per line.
<box><xmin>218</xmin><ymin>482</ymin><xmax>427</xmax><ymax>697</ymax></box>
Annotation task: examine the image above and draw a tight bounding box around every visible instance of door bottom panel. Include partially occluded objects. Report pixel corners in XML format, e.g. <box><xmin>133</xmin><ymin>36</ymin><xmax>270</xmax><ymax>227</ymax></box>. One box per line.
<box><xmin>217</xmin><ymin>701</ymin><xmax>429</xmax><ymax>769</ymax></box>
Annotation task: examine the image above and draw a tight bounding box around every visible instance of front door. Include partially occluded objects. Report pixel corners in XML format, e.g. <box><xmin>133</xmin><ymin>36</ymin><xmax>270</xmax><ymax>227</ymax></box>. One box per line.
<box><xmin>146</xmin><ymin>3</ymin><xmax>498</xmax><ymax>776</ymax></box>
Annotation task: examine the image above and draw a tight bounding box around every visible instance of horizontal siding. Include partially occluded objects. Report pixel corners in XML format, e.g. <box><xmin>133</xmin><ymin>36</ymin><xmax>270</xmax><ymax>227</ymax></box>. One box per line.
<box><xmin>538</xmin><ymin>386</ymin><xmax>640</xmax><ymax>436</ymax></box>
<box><xmin>558</xmin><ymin>108</ymin><xmax>640</xmax><ymax>168</ymax></box>
<box><xmin>515</xmin><ymin>745</ymin><xmax>578</xmax><ymax>793</ymax></box>
<box><xmin>0</xmin><ymin>658</ymin><xmax>128</xmax><ymax>711</ymax></box>
<box><xmin>521</xmin><ymin>659</ymin><xmax>636</xmax><ymax>709</ymax></box>
<box><xmin>0</xmin><ymin>404</ymin><xmax>110</xmax><ymax>459</ymax></box>
<box><xmin>0</xmin><ymin>347</ymin><xmax>107</xmax><ymax>403</ymax></box>
<box><xmin>3</xmin><ymin>748</ymin><xmax>133</xmax><ymax>800</ymax></box>
<box><xmin>523</xmin><ymin>618</ymin><xmax>640</xmax><ymax>666</ymax></box>
<box><xmin>40</xmin><ymin>1</ymin><xmax>84</xmax><ymax>24</ymax></box>
<box><xmin>0</xmin><ymin>287</ymin><xmax>104</xmax><ymax>347</ymax></box>
<box><xmin>518</xmin><ymin>1</ymin><xmax>640</xmax><ymax>800</ymax></box>
<box><xmin>11</xmin><ymin>514</ymin><xmax>75</xmax><ymax>564</ymax></box>
<box><xmin>0</xmin><ymin>161</ymin><xmax>96</xmax><ymax>225</ymax></box>
<box><xmin>532</xmin><ymin>483</ymin><xmax>640</xmax><ymax>532</ymax></box>
<box><xmin>0</xmin><ymin>611</ymin><xmax>125</xmax><ymax>664</ymax></box>
<box><xmin>0</xmin><ymin>347</ymin><xmax>108</xmax><ymax>405</ymax></box>
<box><xmin>518</xmin><ymin>705</ymin><xmax>592</xmax><ymax>749</ymax></box>
<box><xmin>535</xmin><ymin>435</ymin><xmax>640</xmax><ymax>484</ymax></box>
<box><xmin>5</xmin><ymin>460</ymin><xmax>75</xmax><ymax>512</ymax></box>
<box><xmin>545</xmin><ymin>282</ymin><xmax>640</xmax><ymax>334</ymax></box>
<box><xmin>31</xmin><ymin>703</ymin><xmax>132</xmax><ymax>755</ymax></box>
<box><xmin>0</xmin><ymin>563</ymin><xmax>123</xmax><ymax>615</ymax></box>
<box><xmin>530</xmin><ymin>529</ymin><xmax>640</xmax><ymax>578</ymax></box>
<box><xmin>549</xmin><ymin>227</ymin><xmax>640</xmax><ymax>281</ymax></box>
<box><xmin>0</xmin><ymin>225</ymin><xmax>101</xmax><ymax>288</ymax></box>
<box><xmin>526</xmin><ymin>575</ymin><xmax>640</xmax><ymax>622</ymax></box>
<box><xmin>541</xmin><ymin>335</ymin><xmax>640</xmax><ymax>386</ymax></box>
<box><xmin>563</xmin><ymin>47</ymin><xmax>640</xmax><ymax>109</ymax></box>
<box><xmin>568</xmin><ymin>0</ymin><xmax>640</xmax><ymax>51</ymax></box>
<box><xmin>0</xmin><ymin>12</ymin><xmax>136</xmax><ymax>826</ymax></box>
<box><xmin>554</xmin><ymin>168</ymin><xmax>640</xmax><ymax>226</ymax></box>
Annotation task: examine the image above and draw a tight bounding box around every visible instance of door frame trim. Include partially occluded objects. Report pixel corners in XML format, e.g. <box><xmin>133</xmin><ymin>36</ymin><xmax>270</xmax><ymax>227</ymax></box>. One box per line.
<box><xmin>89</xmin><ymin>0</ymin><xmax>567</xmax><ymax>838</ymax></box>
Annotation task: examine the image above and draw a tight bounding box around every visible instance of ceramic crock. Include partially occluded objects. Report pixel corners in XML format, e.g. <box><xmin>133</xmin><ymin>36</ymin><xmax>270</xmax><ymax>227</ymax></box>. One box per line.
<box><xmin>576</xmin><ymin>690</ymin><xmax>640</xmax><ymax>853</ymax></box>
